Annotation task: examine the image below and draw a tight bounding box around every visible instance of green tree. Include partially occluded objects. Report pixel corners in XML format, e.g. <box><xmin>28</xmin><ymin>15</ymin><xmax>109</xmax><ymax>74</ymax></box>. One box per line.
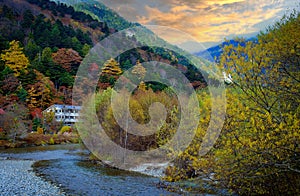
<box><xmin>24</xmin><ymin>40</ymin><xmax>41</xmax><ymax>61</ymax></box>
<box><xmin>0</xmin><ymin>66</ymin><xmax>14</xmax><ymax>81</ymax></box>
<box><xmin>41</xmin><ymin>47</ymin><xmax>52</xmax><ymax>62</ymax></box>
<box><xmin>0</xmin><ymin>34</ymin><xmax>9</xmax><ymax>52</ymax></box>
<box><xmin>71</xmin><ymin>37</ymin><xmax>82</xmax><ymax>52</ymax></box>
<box><xmin>81</xmin><ymin>43</ymin><xmax>91</xmax><ymax>57</ymax></box>
<box><xmin>16</xmin><ymin>86</ymin><xmax>28</xmax><ymax>102</ymax></box>
<box><xmin>121</xmin><ymin>59</ymin><xmax>132</xmax><ymax>70</ymax></box>
<box><xmin>49</xmin><ymin>24</ymin><xmax>61</xmax><ymax>47</ymax></box>
<box><xmin>21</xmin><ymin>10</ymin><xmax>34</xmax><ymax>29</ymax></box>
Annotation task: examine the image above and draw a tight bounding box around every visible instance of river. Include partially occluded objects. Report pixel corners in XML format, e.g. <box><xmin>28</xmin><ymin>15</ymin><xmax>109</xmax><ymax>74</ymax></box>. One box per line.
<box><xmin>0</xmin><ymin>144</ymin><xmax>182</xmax><ymax>195</ymax></box>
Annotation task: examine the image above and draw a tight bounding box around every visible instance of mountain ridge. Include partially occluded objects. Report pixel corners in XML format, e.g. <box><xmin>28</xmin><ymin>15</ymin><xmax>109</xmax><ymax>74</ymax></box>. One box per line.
<box><xmin>52</xmin><ymin>0</ymin><xmax>137</xmax><ymax>30</ymax></box>
<box><xmin>195</xmin><ymin>37</ymin><xmax>258</xmax><ymax>62</ymax></box>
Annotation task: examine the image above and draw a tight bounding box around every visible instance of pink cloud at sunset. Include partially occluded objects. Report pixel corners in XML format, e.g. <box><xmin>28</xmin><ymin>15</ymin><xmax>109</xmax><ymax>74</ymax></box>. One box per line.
<box><xmin>99</xmin><ymin>0</ymin><xmax>298</xmax><ymax>48</ymax></box>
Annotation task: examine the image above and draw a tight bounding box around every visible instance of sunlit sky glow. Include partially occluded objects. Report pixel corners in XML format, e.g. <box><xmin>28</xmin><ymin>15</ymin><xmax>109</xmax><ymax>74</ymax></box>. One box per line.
<box><xmin>99</xmin><ymin>0</ymin><xmax>298</xmax><ymax>49</ymax></box>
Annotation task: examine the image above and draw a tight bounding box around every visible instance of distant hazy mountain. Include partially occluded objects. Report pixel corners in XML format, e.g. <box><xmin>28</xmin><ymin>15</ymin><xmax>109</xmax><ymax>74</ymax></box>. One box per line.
<box><xmin>195</xmin><ymin>37</ymin><xmax>257</xmax><ymax>62</ymax></box>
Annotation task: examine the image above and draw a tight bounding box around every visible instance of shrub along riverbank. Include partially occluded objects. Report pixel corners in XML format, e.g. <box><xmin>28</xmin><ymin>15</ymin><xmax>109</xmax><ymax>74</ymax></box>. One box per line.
<box><xmin>0</xmin><ymin>128</ymin><xmax>79</xmax><ymax>148</ymax></box>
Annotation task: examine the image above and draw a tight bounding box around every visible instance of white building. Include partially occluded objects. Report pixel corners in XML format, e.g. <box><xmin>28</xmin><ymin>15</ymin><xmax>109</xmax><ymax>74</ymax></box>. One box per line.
<box><xmin>222</xmin><ymin>71</ymin><xmax>233</xmax><ymax>85</ymax></box>
<box><xmin>125</xmin><ymin>30</ymin><xmax>135</xmax><ymax>38</ymax></box>
<box><xmin>43</xmin><ymin>104</ymin><xmax>81</xmax><ymax>126</ymax></box>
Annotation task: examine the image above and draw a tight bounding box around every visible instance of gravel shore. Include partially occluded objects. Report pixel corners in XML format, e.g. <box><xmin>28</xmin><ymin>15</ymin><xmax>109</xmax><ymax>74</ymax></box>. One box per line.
<box><xmin>0</xmin><ymin>159</ymin><xmax>65</xmax><ymax>196</ymax></box>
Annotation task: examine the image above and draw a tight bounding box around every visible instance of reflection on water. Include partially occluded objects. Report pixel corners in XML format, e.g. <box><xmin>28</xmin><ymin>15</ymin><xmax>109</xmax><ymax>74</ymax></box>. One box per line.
<box><xmin>0</xmin><ymin>144</ymin><xmax>88</xmax><ymax>160</ymax></box>
<box><xmin>34</xmin><ymin>160</ymin><xmax>173</xmax><ymax>196</ymax></box>
<box><xmin>0</xmin><ymin>144</ymin><xmax>178</xmax><ymax>195</ymax></box>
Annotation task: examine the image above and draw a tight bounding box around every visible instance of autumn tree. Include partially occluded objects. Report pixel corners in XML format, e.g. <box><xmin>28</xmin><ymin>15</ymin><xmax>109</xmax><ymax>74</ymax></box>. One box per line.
<box><xmin>164</xmin><ymin>11</ymin><xmax>300</xmax><ymax>195</ymax></box>
<box><xmin>213</xmin><ymin>12</ymin><xmax>300</xmax><ymax>194</ymax></box>
<box><xmin>137</xmin><ymin>81</ymin><xmax>147</xmax><ymax>92</ymax></box>
<box><xmin>131</xmin><ymin>60</ymin><xmax>146</xmax><ymax>80</ymax></box>
<box><xmin>0</xmin><ymin>74</ymin><xmax>20</xmax><ymax>95</ymax></box>
<box><xmin>0</xmin><ymin>103</ymin><xmax>29</xmax><ymax>142</ymax></box>
<box><xmin>33</xmin><ymin>47</ymin><xmax>72</xmax><ymax>90</ymax></box>
<box><xmin>42</xmin><ymin>108</ymin><xmax>56</xmax><ymax>133</ymax></box>
<box><xmin>131</xmin><ymin>60</ymin><xmax>147</xmax><ymax>91</ymax></box>
<box><xmin>100</xmin><ymin>58</ymin><xmax>122</xmax><ymax>87</ymax></box>
<box><xmin>52</xmin><ymin>48</ymin><xmax>82</xmax><ymax>75</ymax></box>
<box><xmin>1</xmin><ymin>40</ymin><xmax>29</xmax><ymax>77</ymax></box>
<box><xmin>88</xmin><ymin>63</ymin><xmax>99</xmax><ymax>79</ymax></box>
<box><xmin>101</xmin><ymin>58</ymin><xmax>122</xmax><ymax>76</ymax></box>
<box><xmin>79</xmin><ymin>87</ymin><xmax>180</xmax><ymax>166</ymax></box>
<box><xmin>27</xmin><ymin>70</ymin><xmax>55</xmax><ymax>110</ymax></box>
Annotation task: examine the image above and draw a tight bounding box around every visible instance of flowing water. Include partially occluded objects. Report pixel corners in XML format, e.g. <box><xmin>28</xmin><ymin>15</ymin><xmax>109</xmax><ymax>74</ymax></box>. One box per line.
<box><xmin>0</xmin><ymin>144</ymin><xmax>179</xmax><ymax>195</ymax></box>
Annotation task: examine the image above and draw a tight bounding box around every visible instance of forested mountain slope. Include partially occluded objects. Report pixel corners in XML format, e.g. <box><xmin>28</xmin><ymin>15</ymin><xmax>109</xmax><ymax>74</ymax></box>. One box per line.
<box><xmin>0</xmin><ymin>0</ymin><xmax>207</xmax><ymax>140</ymax></box>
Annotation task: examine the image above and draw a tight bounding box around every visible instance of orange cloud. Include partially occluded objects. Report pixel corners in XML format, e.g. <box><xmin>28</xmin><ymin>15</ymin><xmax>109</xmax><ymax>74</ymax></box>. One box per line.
<box><xmin>100</xmin><ymin>0</ymin><xmax>296</xmax><ymax>46</ymax></box>
<box><xmin>136</xmin><ymin>0</ymin><xmax>287</xmax><ymax>44</ymax></box>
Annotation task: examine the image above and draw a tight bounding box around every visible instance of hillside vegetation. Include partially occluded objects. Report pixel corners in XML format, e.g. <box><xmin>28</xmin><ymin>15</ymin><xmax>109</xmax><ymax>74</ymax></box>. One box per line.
<box><xmin>0</xmin><ymin>0</ymin><xmax>112</xmax><ymax>145</ymax></box>
<box><xmin>0</xmin><ymin>0</ymin><xmax>206</xmax><ymax>146</ymax></box>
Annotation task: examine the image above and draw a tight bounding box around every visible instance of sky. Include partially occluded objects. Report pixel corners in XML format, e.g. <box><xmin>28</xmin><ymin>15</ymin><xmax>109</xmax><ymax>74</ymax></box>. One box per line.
<box><xmin>98</xmin><ymin>0</ymin><xmax>298</xmax><ymax>50</ymax></box>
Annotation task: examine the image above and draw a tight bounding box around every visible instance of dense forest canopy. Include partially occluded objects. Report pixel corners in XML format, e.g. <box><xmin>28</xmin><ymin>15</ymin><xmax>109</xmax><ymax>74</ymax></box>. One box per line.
<box><xmin>0</xmin><ymin>0</ymin><xmax>206</xmax><ymax>140</ymax></box>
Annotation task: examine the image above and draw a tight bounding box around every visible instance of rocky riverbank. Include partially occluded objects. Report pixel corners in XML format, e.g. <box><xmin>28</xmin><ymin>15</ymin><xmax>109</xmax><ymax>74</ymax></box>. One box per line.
<box><xmin>0</xmin><ymin>159</ymin><xmax>65</xmax><ymax>196</ymax></box>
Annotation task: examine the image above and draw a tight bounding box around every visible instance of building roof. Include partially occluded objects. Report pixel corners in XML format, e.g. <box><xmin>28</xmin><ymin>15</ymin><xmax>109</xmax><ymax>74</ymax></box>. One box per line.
<box><xmin>45</xmin><ymin>104</ymin><xmax>81</xmax><ymax>111</ymax></box>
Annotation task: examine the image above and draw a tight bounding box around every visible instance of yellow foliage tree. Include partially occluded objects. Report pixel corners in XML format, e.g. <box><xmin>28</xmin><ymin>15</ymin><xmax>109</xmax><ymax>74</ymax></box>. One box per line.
<box><xmin>1</xmin><ymin>40</ymin><xmax>29</xmax><ymax>77</ymax></box>
<box><xmin>164</xmin><ymin>11</ymin><xmax>300</xmax><ymax>195</ymax></box>
<box><xmin>27</xmin><ymin>71</ymin><xmax>54</xmax><ymax>110</ymax></box>
<box><xmin>138</xmin><ymin>81</ymin><xmax>147</xmax><ymax>92</ymax></box>
<box><xmin>101</xmin><ymin>58</ymin><xmax>122</xmax><ymax>76</ymax></box>
<box><xmin>132</xmin><ymin>60</ymin><xmax>147</xmax><ymax>92</ymax></box>
<box><xmin>132</xmin><ymin>60</ymin><xmax>146</xmax><ymax>80</ymax></box>
<box><xmin>59</xmin><ymin>126</ymin><xmax>72</xmax><ymax>134</ymax></box>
